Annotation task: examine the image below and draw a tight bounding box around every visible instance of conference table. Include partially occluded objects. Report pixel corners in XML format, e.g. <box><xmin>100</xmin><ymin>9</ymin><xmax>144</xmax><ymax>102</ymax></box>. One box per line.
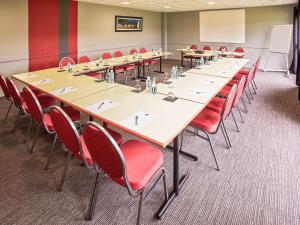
<box><xmin>11</xmin><ymin>56</ymin><xmax>249</xmax><ymax>220</ymax></box>
<box><xmin>177</xmin><ymin>48</ymin><xmax>245</xmax><ymax>67</ymax></box>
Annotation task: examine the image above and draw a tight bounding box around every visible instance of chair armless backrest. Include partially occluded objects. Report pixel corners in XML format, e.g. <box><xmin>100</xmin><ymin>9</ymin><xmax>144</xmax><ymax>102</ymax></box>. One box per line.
<box><xmin>0</xmin><ymin>74</ymin><xmax>11</xmax><ymax>100</ymax></box>
<box><xmin>48</xmin><ymin>106</ymin><xmax>90</xmax><ymax>165</ymax></box>
<box><xmin>78</xmin><ymin>56</ymin><xmax>90</xmax><ymax>64</ymax></box>
<box><xmin>6</xmin><ymin>78</ymin><xmax>22</xmax><ymax>108</ymax></box>
<box><xmin>130</xmin><ymin>48</ymin><xmax>138</xmax><ymax>55</ymax></box>
<box><xmin>253</xmin><ymin>57</ymin><xmax>261</xmax><ymax>78</ymax></box>
<box><xmin>219</xmin><ymin>46</ymin><xmax>228</xmax><ymax>52</ymax></box>
<box><xmin>221</xmin><ymin>84</ymin><xmax>237</xmax><ymax>120</ymax></box>
<box><xmin>102</xmin><ymin>52</ymin><xmax>112</xmax><ymax>60</ymax></box>
<box><xmin>59</xmin><ymin>57</ymin><xmax>75</xmax><ymax>67</ymax></box>
<box><xmin>139</xmin><ymin>47</ymin><xmax>147</xmax><ymax>53</ymax></box>
<box><xmin>233</xmin><ymin>76</ymin><xmax>246</xmax><ymax>107</ymax></box>
<box><xmin>82</xmin><ymin>122</ymin><xmax>135</xmax><ymax>195</ymax></box>
<box><xmin>203</xmin><ymin>45</ymin><xmax>211</xmax><ymax>51</ymax></box>
<box><xmin>245</xmin><ymin>66</ymin><xmax>256</xmax><ymax>87</ymax></box>
<box><xmin>190</xmin><ymin>44</ymin><xmax>198</xmax><ymax>50</ymax></box>
<box><xmin>234</xmin><ymin>47</ymin><xmax>244</xmax><ymax>53</ymax></box>
<box><xmin>114</xmin><ymin>50</ymin><xmax>123</xmax><ymax>58</ymax></box>
<box><xmin>22</xmin><ymin>87</ymin><xmax>44</xmax><ymax>123</ymax></box>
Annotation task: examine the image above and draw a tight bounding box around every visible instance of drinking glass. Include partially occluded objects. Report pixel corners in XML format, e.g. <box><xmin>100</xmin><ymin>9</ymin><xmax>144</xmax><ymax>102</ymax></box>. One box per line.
<box><xmin>167</xmin><ymin>85</ymin><xmax>175</xmax><ymax>100</ymax></box>
<box><xmin>164</xmin><ymin>72</ymin><xmax>169</xmax><ymax>83</ymax></box>
<box><xmin>179</xmin><ymin>67</ymin><xmax>184</xmax><ymax>76</ymax></box>
<box><xmin>135</xmin><ymin>79</ymin><xmax>142</xmax><ymax>92</ymax></box>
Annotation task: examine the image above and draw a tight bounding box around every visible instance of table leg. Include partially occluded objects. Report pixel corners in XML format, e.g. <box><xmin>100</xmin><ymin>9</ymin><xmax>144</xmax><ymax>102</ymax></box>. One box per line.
<box><xmin>155</xmin><ymin>135</ymin><xmax>190</xmax><ymax>219</ymax></box>
<box><xmin>190</xmin><ymin>58</ymin><xmax>193</xmax><ymax>68</ymax></box>
<box><xmin>181</xmin><ymin>52</ymin><xmax>184</xmax><ymax>67</ymax></box>
<box><xmin>154</xmin><ymin>56</ymin><xmax>165</xmax><ymax>74</ymax></box>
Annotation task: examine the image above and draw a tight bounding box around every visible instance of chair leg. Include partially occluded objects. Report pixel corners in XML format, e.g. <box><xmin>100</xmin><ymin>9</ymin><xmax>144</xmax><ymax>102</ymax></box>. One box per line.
<box><xmin>44</xmin><ymin>134</ymin><xmax>58</xmax><ymax>170</ymax></box>
<box><xmin>29</xmin><ymin>124</ymin><xmax>41</xmax><ymax>154</ymax></box>
<box><xmin>236</xmin><ymin>105</ymin><xmax>244</xmax><ymax>123</ymax></box>
<box><xmin>58</xmin><ymin>151</ymin><xmax>72</xmax><ymax>192</ymax></box>
<box><xmin>241</xmin><ymin>96</ymin><xmax>248</xmax><ymax>113</ymax></box>
<box><xmin>220</xmin><ymin>124</ymin><xmax>230</xmax><ymax>149</ymax></box>
<box><xmin>136</xmin><ymin>189</ymin><xmax>145</xmax><ymax>225</ymax></box>
<box><xmin>12</xmin><ymin>110</ymin><xmax>22</xmax><ymax>133</ymax></box>
<box><xmin>253</xmin><ymin>80</ymin><xmax>258</xmax><ymax>89</ymax></box>
<box><xmin>85</xmin><ymin>172</ymin><xmax>100</xmax><ymax>221</ymax></box>
<box><xmin>124</xmin><ymin>71</ymin><xmax>128</xmax><ymax>85</ymax></box>
<box><xmin>231</xmin><ymin>111</ymin><xmax>240</xmax><ymax>132</ymax></box>
<box><xmin>248</xmin><ymin>86</ymin><xmax>254</xmax><ymax>100</ymax></box>
<box><xmin>245</xmin><ymin>90</ymin><xmax>251</xmax><ymax>104</ymax></box>
<box><xmin>23</xmin><ymin>118</ymin><xmax>33</xmax><ymax>144</ymax></box>
<box><xmin>221</xmin><ymin>121</ymin><xmax>232</xmax><ymax>148</ymax></box>
<box><xmin>3</xmin><ymin>102</ymin><xmax>13</xmax><ymax>123</ymax></box>
<box><xmin>251</xmin><ymin>82</ymin><xmax>257</xmax><ymax>95</ymax></box>
<box><xmin>205</xmin><ymin>132</ymin><xmax>220</xmax><ymax>171</ymax></box>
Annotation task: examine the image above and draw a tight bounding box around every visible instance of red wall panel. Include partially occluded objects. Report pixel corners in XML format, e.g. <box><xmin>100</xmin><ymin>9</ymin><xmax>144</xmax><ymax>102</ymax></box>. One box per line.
<box><xmin>68</xmin><ymin>0</ymin><xmax>78</xmax><ymax>63</ymax></box>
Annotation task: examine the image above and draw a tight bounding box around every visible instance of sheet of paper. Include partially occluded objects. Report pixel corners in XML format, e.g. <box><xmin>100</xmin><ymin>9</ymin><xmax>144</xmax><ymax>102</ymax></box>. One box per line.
<box><xmin>85</xmin><ymin>100</ymin><xmax>118</xmax><ymax>114</ymax></box>
<box><xmin>31</xmin><ymin>79</ymin><xmax>53</xmax><ymax>86</ymax></box>
<box><xmin>51</xmin><ymin>87</ymin><xmax>76</xmax><ymax>96</ymax></box>
<box><xmin>18</xmin><ymin>73</ymin><xmax>39</xmax><ymax>80</ymax></box>
<box><xmin>189</xmin><ymin>88</ymin><xmax>207</xmax><ymax>96</ymax></box>
<box><xmin>204</xmin><ymin>79</ymin><xmax>219</xmax><ymax>84</ymax></box>
<box><xmin>120</xmin><ymin>111</ymin><xmax>155</xmax><ymax>130</ymax></box>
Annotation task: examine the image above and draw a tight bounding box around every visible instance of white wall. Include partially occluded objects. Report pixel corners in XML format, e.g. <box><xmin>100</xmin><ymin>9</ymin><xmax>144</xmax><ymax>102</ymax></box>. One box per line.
<box><xmin>166</xmin><ymin>5</ymin><xmax>295</xmax><ymax>69</ymax></box>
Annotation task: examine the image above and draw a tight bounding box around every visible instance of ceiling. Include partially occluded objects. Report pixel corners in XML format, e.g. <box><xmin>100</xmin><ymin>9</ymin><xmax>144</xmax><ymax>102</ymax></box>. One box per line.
<box><xmin>76</xmin><ymin>0</ymin><xmax>297</xmax><ymax>12</ymax></box>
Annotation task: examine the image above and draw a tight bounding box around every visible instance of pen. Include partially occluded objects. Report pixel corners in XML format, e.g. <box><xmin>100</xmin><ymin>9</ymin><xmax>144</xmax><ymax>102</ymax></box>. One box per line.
<box><xmin>135</xmin><ymin>115</ymin><xmax>138</xmax><ymax>126</ymax></box>
<box><xmin>60</xmin><ymin>88</ymin><xmax>66</xmax><ymax>93</ymax></box>
<box><xmin>98</xmin><ymin>102</ymin><xmax>105</xmax><ymax>110</ymax></box>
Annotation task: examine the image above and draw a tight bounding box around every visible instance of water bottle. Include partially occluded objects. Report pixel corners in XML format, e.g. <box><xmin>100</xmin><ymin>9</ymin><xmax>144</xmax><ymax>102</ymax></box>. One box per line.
<box><xmin>151</xmin><ymin>77</ymin><xmax>157</xmax><ymax>94</ymax></box>
<box><xmin>175</xmin><ymin>66</ymin><xmax>179</xmax><ymax>79</ymax></box>
<box><xmin>171</xmin><ymin>66</ymin><xmax>176</xmax><ymax>78</ymax></box>
<box><xmin>109</xmin><ymin>70</ymin><xmax>115</xmax><ymax>83</ymax></box>
<box><xmin>96</xmin><ymin>58</ymin><xmax>100</xmax><ymax>66</ymax></box>
<box><xmin>200</xmin><ymin>57</ymin><xmax>205</xmax><ymax>65</ymax></box>
<box><xmin>67</xmin><ymin>62</ymin><xmax>72</xmax><ymax>73</ymax></box>
<box><xmin>146</xmin><ymin>76</ymin><xmax>152</xmax><ymax>93</ymax></box>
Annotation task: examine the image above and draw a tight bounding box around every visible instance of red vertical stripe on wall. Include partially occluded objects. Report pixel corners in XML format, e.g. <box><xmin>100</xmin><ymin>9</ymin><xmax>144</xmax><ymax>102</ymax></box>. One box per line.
<box><xmin>68</xmin><ymin>0</ymin><xmax>78</xmax><ymax>63</ymax></box>
<box><xmin>28</xmin><ymin>0</ymin><xmax>59</xmax><ymax>71</ymax></box>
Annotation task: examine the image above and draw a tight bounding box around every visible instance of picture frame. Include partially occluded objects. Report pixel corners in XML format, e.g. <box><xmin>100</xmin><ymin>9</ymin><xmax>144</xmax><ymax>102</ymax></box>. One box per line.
<box><xmin>115</xmin><ymin>16</ymin><xmax>143</xmax><ymax>32</ymax></box>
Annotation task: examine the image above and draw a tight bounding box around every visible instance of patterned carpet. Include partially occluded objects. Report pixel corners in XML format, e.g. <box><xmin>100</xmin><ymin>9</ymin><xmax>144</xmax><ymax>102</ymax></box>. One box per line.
<box><xmin>0</xmin><ymin>60</ymin><xmax>300</xmax><ymax>225</ymax></box>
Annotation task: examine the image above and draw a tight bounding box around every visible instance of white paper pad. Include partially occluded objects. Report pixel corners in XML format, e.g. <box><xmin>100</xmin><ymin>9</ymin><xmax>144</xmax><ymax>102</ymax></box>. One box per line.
<box><xmin>31</xmin><ymin>79</ymin><xmax>53</xmax><ymax>86</ymax></box>
<box><xmin>226</xmin><ymin>65</ymin><xmax>240</xmax><ymax>70</ymax></box>
<box><xmin>18</xmin><ymin>73</ymin><xmax>39</xmax><ymax>80</ymax></box>
<box><xmin>216</xmin><ymin>71</ymin><xmax>230</xmax><ymax>76</ymax></box>
<box><xmin>85</xmin><ymin>100</ymin><xmax>118</xmax><ymax>114</ymax></box>
<box><xmin>51</xmin><ymin>87</ymin><xmax>76</xmax><ymax>96</ymax></box>
<box><xmin>189</xmin><ymin>88</ymin><xmax>206</xmax><ymax>96</ymax></box>
<box><xmin>205</xmin><ymin>79</ymin><xmax>218</xmax><ymax>84</ymax></box>
<box><xmin>120</xmin><ymin>111</ymin><xmax>155</xmax><ymax>130</ymax></box>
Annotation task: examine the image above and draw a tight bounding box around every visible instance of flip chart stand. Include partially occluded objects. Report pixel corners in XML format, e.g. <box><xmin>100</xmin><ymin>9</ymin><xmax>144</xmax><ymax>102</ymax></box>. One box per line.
<box><xmin>264</xmin><ymin>52</ymin><xmax>290</xmax><ymax>77</ymax></box>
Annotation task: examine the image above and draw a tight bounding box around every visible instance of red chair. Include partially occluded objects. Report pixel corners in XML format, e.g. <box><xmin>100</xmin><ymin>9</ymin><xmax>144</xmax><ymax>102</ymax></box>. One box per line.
<box><xmin>46</xmin><ymin>107</ymin><xmax>123</xmax><ymax>192</ymax></box>
<box><xmin>239</xmin><ymin>57</ymin><xmax>260</xmax><ymax>91</ymax></box>
<box><xmin>114</xmin><ymin>50</ymin><xmax>136</xmax><ymax>84</ymax></box>
<box><xmin>5</xmin><ymin>78</ymin><xmax>56</xmax><ymax>134</ymax></box>
<box><xmin>82</xmin><ymin>121</ymin><xmax>168</xmax><ymax>224</ymax></box>
<box><xmin>218</xmin><ymin>46</ymin><xmax>228</xmax><ymax>52</ymax></box>
<box><xmin>59</xmin><ymin>57</ymin><xmax>75</xmax><ymax>67</ymax></box>
<box><xmin>203</xmin><ymin>45</ymin><xmax>212</xmax><ymax>51</ymax></box>
<box><xmin>180</xmin><ymin>84</ymin><xmax>238</xmax><ymax>171</ymax></box>
<box><xmin>21</xmin><ymin>87</ymin><xmax>80</xmax><ymax>154</ymax></box>
<box><xmin>130</xmin><ymin>48</ymin><xmax>138</xmax><ymax>55</ymax></box>
<box><xmin>183</xmin><ymin>44</ymin><xmax>198</xmax><ymax>66</ymax></box>
<box><xmin>234</xmin><ymin>47</ymin><xmax>244</xmax><ymax>58</ymax></box>
<box><xmin>0</xmin><ymin>74</ymin><xmax>13</xmax><ymax>123</ymax></box>
<box><xmin>190</xmin><ymin>44</ymin><xmax>198</xmax><ymax>50</ymax></box>
<box><xmin>78</xmin><ymin>55</ymin><xmax>104</xmax><ymax>79</ymax></box>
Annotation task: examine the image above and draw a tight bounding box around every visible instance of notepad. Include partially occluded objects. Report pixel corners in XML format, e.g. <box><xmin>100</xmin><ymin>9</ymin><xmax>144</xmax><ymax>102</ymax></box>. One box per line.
<box><xmin>32</xmin><ymin>79</ymin><xmax>53</xmax><ymax>86</ymax></box>
<box><xmin>19</xmin><ymin>73</ymin><xmax>39</xmax><ymax>80</ymax></box>
<box><xmin>205</xmin><ymin>79</ymin><xmax>218</xmax><ymax>84</ymax></box>
<box><xmin>85</xmin><ymin>100</ymin><xmax>118</xmax><ymax>114</ymax></box>
<box><xmin>189</xmin><ymin>88</ymin><xmax>206</xmax><ymax>96</ymax></box>
<box><xmin>51</xmin><ymin>87</ymin><xmax>76</xmax><ymax>96</ymax></box>
<box><xmin>120</xmin><ymin>111</ymin><xmax>154</xmax><ymax>130</ymax></box>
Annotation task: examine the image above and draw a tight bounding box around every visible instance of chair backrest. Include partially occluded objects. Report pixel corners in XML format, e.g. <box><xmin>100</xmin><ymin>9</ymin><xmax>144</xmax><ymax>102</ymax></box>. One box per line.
<box><xmin>82</xmin><ymin>122</ymin><xmax>131</xmax><ymax>190</ymax></box>
<box><xmin>190</xmin><ymin>44</ymin><xmax>198</xmax><ymax>50</ymax></box>
<box><xmin>0</xmin><ymin>74</ymin><xmax>11</xmax><ymax>100</ymax></box>
<box><xmin>245</xmin><ymin>66</ymin><xmax>256</xmax><ymax>87</ymax></box>
<box><xmin>22</xmin><ymin>87</ymin><xmax>44</xmax><ymax>123</ymax></box>
<box><xmin>233</xmin><ymin>75</ymin><xmax>246</xmax><ymax>107</ymax></box>
<box><xmin>130</xmin><ymin>48</ymin><xmax>138</xmax><ymax>55</ymax></box>
<box><xmin>59</xmin><ymin>57</ymin><xmax>75</xmax><ymax>67</ymax></box>
<box><xmin>102</xmin><ymin>52</ymin><xmax>112</xmax><ymax>60</ymax></box>
<box><xmin>234</xmin><ymin>47</ymin><xmax>244</xmax><ymax>53</ymax></box>
<box><xmin>114</xmin><ymin>50</ymin><xmax>123</xmax><ymax>58</ymax></box>
<box><xmin>78</xmin><ymin>55</ymin><xmax>90</xmax><ymax>63</ymax></box>
<box><xmin>139</xmin><ymin>47</ymin><xmax>147</xmax><ymax>53</ymax></box>
<box><xmin>253</xmin><ymin>57</ymin><xmax>261</xmax><ymax>78</ymax></box>
<box><xmin>48</xmin><ymin>106</ymin><xmax>87</xmax><ymax>161</ymax></box>
<box><xmin>203</xmin><ymin>45</ymin><xmax>211</xmax><ymax>51</ymax></box>
<box><xmin>6</xmin><ymin>78</ymin><xmax>22</xmax><ymax>108</ymax></box>
<box><xmin>219</xmin><ymin>46</ymin><xmax>228</xmax><ymax>52</ymax></box>
<box><xmin>221</xmin><ymin>84</ymin><xmax>237</xmax><ymax>120</ymax></box>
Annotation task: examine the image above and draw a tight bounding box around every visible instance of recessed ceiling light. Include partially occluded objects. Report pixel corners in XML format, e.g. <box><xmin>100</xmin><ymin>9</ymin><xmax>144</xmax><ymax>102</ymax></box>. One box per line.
<box><xmin>207</xmin><ymin>1</ymin><xmax>215</xmax><ymax>5</ymax></box>
<box><xmin>164</xmin><ymin>5</ymin><xmax>171</xmax><ymax>9</ymax></box>
<box><xmin>121</xmin><ymin>1</ymin><xmax>130</xmax><ymax>4</ymax></box>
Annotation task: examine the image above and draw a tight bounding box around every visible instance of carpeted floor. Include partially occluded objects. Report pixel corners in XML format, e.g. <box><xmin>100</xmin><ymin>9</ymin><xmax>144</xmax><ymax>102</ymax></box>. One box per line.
<box><xmin>0</xmin><ymin>60</ymin><xmax>300</xmax><ymax>225</ymax></box>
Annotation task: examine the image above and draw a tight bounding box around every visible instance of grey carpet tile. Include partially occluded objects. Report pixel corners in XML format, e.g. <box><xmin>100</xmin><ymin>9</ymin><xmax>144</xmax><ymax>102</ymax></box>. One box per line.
<box><xmin>0</xmin><ymin>60</ymin><xmax>300</xmax><ymax>225</ymax></box>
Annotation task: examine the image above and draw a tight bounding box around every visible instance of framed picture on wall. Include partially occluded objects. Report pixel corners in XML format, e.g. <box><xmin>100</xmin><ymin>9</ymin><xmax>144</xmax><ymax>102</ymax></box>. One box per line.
<box><xmin>115</xmin><ymin>16</ymin><xmax>143</xmax><ymax>32</ymax></box>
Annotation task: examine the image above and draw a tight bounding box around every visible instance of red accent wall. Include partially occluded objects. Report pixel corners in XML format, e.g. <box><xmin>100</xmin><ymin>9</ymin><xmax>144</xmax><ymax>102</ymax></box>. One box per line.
<box><xmin>68</xmin><ymin>0</ymin><xmax>78</xmax><ymax>63</ymax></box>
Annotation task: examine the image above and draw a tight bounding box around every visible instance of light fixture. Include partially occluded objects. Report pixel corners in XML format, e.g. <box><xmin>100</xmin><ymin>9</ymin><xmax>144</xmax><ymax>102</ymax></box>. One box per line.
<box><xmin>207</xmin><ymin>1</ymin><xmax>215</xmax><ymax>5</ymax></box>
<box><xmin>164</xmin><ymin>5</ymin><xmax>171</xmax><ymax>9</ymax></box>
<box><xmin>121</xmin><ymin>1</ymin><xmax>130</xmax><ymax>4</ymax></box>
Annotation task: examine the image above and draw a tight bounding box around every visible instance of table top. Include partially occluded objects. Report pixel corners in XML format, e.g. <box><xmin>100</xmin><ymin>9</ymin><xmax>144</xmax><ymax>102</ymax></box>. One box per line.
<box><xmin>70</xmin><ymin>85</ymin><xmax>204</xmax><ymax>148</ymax></box>
<box><xmin>177</xmin><ymin>49</ymin><xmax>244</xmax><ymax>57</ymax></box>
<box><xmin>157</xmin><ymin>74</ymin><xmax>230</xmax><ymax>104</ymax></box>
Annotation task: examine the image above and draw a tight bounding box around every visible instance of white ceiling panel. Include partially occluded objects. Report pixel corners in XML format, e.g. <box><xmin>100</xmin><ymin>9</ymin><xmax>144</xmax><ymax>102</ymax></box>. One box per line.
<box><xmin>76</xmin><ymin>0</ymin><xmax>297</xmax><ymax>12</ymax></box>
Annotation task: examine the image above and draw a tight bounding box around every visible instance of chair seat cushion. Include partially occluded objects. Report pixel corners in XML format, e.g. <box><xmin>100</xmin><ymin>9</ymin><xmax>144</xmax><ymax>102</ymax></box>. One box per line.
<box><xmin>115</xmin><ymin>67</ymin><xmax>125</xmax><ymax>74</ymax></box>
<box><xmin>239</xmin><ymin>68</ymin><xmax>250</xmax><ymax>75</ymax></box>
<box><xmin>22</xmin><ymin>92</ymin><xmax>56</xmax><ymax>110</ymax></box>
<box><xmin>62</xmin><ymin>106</ymin><xmax>81</xmax><ymax>121</ymax></box>
<box><xmin>150</xmin><ymin>60</ymin><xmax>159</xmax><ymax>65</ymax></box>
<box><xmin>190</xmin><ymin>107</ymin><xmax>221</xmax><ymax>133</ymax></box>
<box><xmin>115</xmin><ymin>140</ymin><xmax>163</xmax><ymax>190</ymax></box>
<box><xmin>206</xmin><ymin>97</ymin><xmax>225</xmax><ymax>114</ymax></box>
<box><xmin>218</xmin><ymin>85</ymin><xmax>231</xmax><ymax>97</ymax></box>
<box><xmin>125</xmin><ymin>65</ymin><xmax>135</xmax><ymax>71</ymax></box>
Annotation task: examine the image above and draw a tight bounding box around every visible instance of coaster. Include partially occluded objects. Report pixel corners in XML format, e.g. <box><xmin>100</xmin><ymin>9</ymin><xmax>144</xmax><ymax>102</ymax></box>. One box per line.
<box><xmin>57</xmin><ymin>69</ymin><xmax>66</xmax><ymax>72</ymax></box>
<box><xmin>162</xmin><ymin>81</ymin><xmax>173</xmax><ymax>84</ymax></box>
<box><xmin>131</xmin><ymin>89</ymin><xmax>143</xmax><ymax>93</ymax></box>
<box><xmin>83</xmin><ymin>67</ymin><xmax>90</xmax><ymax>71</ymax></box>
<box><xmin>179</xmin><ymin>75</ymin><xmax>186</xmax><ymax>77</ymax></box>
<box><xmin>73</xmin><ymin>72</ymin><xmax>82</xmax><ymax>77</ymax></box>
<box><xmin>94</xmin><ymin>79</ymin><xmax>105</xmax><ymax>83</ymax></box>
<box><xmin>163</xmin><ymin>97</ymin><xmax>178</xmax><ymax>102</ymax></box>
